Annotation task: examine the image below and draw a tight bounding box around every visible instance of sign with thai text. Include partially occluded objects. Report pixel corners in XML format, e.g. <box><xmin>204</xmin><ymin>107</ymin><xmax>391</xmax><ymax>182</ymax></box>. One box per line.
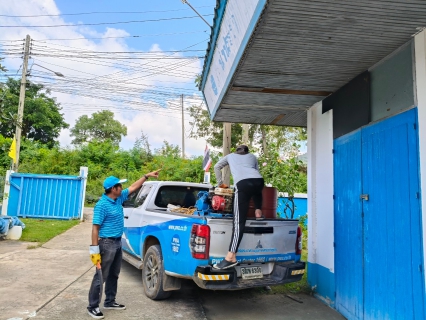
<box><xmin>203</xmin><ymin>0</ymin><xmax>266</xmax><ymax>116</ymax></box>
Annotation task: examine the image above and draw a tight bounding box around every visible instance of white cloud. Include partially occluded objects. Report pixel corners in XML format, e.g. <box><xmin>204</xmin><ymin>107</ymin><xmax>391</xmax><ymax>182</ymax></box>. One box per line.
<box><xmin>0</xmin><ymin>0</ymin><xmax>206</xmax><ymax>156</ymax></box>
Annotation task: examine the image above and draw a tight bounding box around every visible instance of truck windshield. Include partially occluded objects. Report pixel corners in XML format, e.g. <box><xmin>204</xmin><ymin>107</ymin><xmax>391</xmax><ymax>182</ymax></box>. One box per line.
<box><xmin>155</xmin><ymin>186</ymin><xmax>208</xmax><ymax>208</ymax></box>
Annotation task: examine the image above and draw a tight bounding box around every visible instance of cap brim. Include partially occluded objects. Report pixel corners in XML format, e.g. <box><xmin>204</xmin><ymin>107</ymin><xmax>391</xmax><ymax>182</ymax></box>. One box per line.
<box><xmin>118</xmin><ymin>179</ymin><xmax>128</xmax><ymax>184</ymax></box>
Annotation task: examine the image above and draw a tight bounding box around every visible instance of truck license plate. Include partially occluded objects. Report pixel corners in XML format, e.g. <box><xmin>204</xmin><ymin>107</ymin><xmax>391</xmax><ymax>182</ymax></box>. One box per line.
<box><xmin>241</xmin><ymin>266</ymin><xmax>263</xmax><ymax>280</ymax></box>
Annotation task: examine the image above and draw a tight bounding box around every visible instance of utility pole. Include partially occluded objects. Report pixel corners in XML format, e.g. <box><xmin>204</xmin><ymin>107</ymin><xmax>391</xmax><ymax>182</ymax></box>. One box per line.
<box><xmin>181</xmin><ymin>94</ymin><xmax>185</xmax><ymax>159</ymax></box>
<box><xmin>222</xmin><ymin>123</ymin><xmax>232</xmax><ymax>186</ymax></box>
<box><xmin>14</xmin><ymin>34</ymin><xmax>31</xmax><ymax>172</ymax></box>
<box><xmin>242</xmin><ymin>124</ymin><xmax>250</xmax><ymax>145</ymax></box>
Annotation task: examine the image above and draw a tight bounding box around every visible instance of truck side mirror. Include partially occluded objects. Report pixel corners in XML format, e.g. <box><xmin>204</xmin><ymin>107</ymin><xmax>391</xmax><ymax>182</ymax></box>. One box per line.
<box><xmin>123</xmin><ymin>199</ymin><xmax>135</xmax><ymax>208</ymax></box>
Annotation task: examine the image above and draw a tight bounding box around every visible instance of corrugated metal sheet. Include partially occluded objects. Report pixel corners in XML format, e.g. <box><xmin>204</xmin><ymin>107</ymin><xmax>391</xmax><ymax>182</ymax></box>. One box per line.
<box><xmin>7</xmin><ymin>173</ymin><xmax>85</xmax><ymax>220</ymax></box>
<box><xmin>203</xmin><ymin>0</ymin><xmax>426</xmax><ymax>126</ymax></box>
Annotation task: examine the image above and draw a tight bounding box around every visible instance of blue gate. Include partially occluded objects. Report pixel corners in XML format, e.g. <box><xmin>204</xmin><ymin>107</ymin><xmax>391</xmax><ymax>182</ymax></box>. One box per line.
<box><xmin>7</xmin><ymin>172</ymin><xmax>86</xmax><ymax>220</ymax></box>
<box><xmin>277</xmin><ymin>196</ymin><xmax>308</xmax><ymax>220</ymax></box>
<box><xmin>334</xmin><ymin>108</ymin><xmax>425</xmax><ymax>319</ymax></box>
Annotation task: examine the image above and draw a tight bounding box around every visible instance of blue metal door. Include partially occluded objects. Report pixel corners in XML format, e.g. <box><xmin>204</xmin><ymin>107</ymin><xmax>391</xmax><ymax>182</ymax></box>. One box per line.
<box><xmin>362</xmin><ymin>108</ymin><xmax>424</xmax><ymax>319</ymax></box>
<box><xmin>334</xmin><ymin>108</ymin><xmax>424</xmax><ymax>320</ymax></box>
<box><xmin>334</xmin><ymin>129</ymin><xmax>364</xmax><ymax>320</ymax></box>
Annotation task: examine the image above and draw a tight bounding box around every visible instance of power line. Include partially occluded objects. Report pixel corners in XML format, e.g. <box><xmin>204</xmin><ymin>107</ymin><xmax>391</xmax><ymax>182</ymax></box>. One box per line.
<box><xmin>0</xmin><ymin>37</ymin><xmax>205</xmax><ymax>119</ymax></box>
<box><xmin>1</xmin><ymin>39</ymin><xmax>207</xmax><ymax>75</ymax></box>
<box><xmin>0</xmin><ymin>39</ymin><xmax>23</xmax><ymax>42</ymax></box>
<box><xmin>31</xmin><ymin>46</ymin><xmax>206</xmax><ymax>54</ymax></box>
<box><xmin>32</xmin><ymin>30</ymin><xmax>209</xmax><ymax>41</ymax></box>
<box><xmin>0</xmin><ymin>14</ymin><xmax>213</xmax><ymax>28</ymax></box>
<box><xmin>33</xmin><ymin>38</ymin><xmax>208</xmax><ymax>83</ymax></box>
<box><xmin>30</xmin><ymin>59</ymin><xmax>200</xmax><ymax>92</ymax></box>
<box><xmin>31</xmin><ymin>55</ymin><xmax>198</xmax><ymax>74</ymax></box>
<box><xmin>28</xmin><ymin>57</ymin><xmax>200</xmax><ymax>79</ymax></box>
<box><xmin>29</xmin><ymin>74</ymin><xmax>203</xmax><ymax>103</ymax></box>
<box><xmin>0</xmin><ymin>6</ymin><xmax>212</xmax><ymax>18</ymax></box>
<box><xmin>29</xmin><ymin>78</ymin><xmax>202</xmax><ymax>110</ymax></box>
<box><xmin>0</xmin><ymin>30</ymin><xmax>208</xmax><ymax>42</ymax></box>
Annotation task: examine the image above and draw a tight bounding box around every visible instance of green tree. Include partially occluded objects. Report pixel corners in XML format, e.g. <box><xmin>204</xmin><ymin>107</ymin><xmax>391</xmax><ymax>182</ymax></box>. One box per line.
<box><xmin>195</xmin><ymin>74</ymin><xmax>202</xmax><ymax>88</ymax></box>
<box><xmin>188</xmin><ymin>102</ymin><xmax>308</xmax><ymax>217</ymax></box>
<box><xmin>188</xmin><ymin>104</ymin><xmax>306</xmax><ymax>154</ymax></box>
<box><xmin>0</xmin><ymin>134</ymin><xmax>216</xmax><ymax>204</ymax></box>
<box><xmin>0</xmin><ymin>78</ymin><xmax>69</xmax><ymax>147</ymax></box>
<box><xmin>155</xmin><ymin>140</ymin><xmax>181</xmax><ymax>158</ymax></box>
<box><xmin>0</xmin><ymin>57</ymin><xmax>6</xmax><ymax>72</ymax></box>
<box><xmin>0</xmin><ymin>134</ymin><xmax>13</xmax><ymax>176</ymax></box>
<box><xmin>188</xmin><ymin>105</ymin><xmax>243</xmax><ymax>148</ymax></box>
<box><xmin>258</xmin><ymin>143</ymin><xmax>307</xmax><ymax>219</ymax></box>
<box><xmin>132</xmin><ymin>131</ymin><xmax>153</xmax><ymax>165</ymax></box>
<box><xmin>70</xmin><ymin>110</ymin><xmax>127</xmax><ymax>146</ymax></box>
<box><xmin>254</xmin><ymin>125</ymin><xmax>306</xmax><ymax>158</ymax></box>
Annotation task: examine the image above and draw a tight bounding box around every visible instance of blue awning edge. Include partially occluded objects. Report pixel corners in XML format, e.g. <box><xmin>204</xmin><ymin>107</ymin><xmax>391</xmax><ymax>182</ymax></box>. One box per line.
<box><xmin>199</xmin><ymin>0</ymin><xmax>228</xmax><ymax>92</ymax></box>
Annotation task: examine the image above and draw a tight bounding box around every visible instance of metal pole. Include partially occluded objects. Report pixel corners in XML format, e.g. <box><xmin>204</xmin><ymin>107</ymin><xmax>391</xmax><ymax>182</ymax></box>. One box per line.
<box><xmin>14</xmin><ymin>35</ymin><xmax>31</xmax><ymax>172</ymax></box>
<box><xmin>222</xmin><ymin>123</ymin><xmax>232</xmax><ymax>186</ymax></box>
<box><xmin>181</xmin><ymin>0</ymin><xmax>211</xmax><ymax>27</ymax></box>
<box><xmin>33</xmin><ymin>63</ymin><xmax>64</xmax><ymax>77</ymax></box>
<box><xmin>181</xmin><ymin>94</ymin><xmax>185</xmax><ymax>159</ymax></box>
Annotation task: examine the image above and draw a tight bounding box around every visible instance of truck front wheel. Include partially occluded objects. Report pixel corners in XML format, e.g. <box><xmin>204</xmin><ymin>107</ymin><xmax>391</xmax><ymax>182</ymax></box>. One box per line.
<box><xmin>142</xmin><ymin>244</ymin><xmax>172</xmax><ymax>300</ymax></box>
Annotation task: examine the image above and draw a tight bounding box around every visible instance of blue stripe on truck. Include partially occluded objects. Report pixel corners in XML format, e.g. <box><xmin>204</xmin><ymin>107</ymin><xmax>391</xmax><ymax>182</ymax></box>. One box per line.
<box><xmin>124</xmin><ymin>217</ymin><xmax>299</xmax><ymax>278</ymax></box>
<box><xmin>210</xmin><ymin>253</ymin><xmax>296</xmax><ymax>265</ymax></box>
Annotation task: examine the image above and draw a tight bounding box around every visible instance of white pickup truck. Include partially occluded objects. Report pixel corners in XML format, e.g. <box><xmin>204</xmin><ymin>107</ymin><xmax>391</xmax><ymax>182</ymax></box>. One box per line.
<box><xmin>121</xmin><ymin>181</ymin><xmax>305</xmax><ymax>300</ymax></box>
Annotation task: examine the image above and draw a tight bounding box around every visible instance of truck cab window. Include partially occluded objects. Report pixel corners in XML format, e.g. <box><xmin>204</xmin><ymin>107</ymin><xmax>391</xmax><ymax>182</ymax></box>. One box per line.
<box><xmin>122</xmin><ymin>187</ymin><xmax>141</xmax><ymax>208</ymax></box>
<box><xmin>154</xmin><ymin>186</ymin><xmax>208</xmax><ymax>208</ymax></box>
<box><xmin>135</xmin><ymin>185</ymin><xmax>153</xmax><ymax>207</ymax></box>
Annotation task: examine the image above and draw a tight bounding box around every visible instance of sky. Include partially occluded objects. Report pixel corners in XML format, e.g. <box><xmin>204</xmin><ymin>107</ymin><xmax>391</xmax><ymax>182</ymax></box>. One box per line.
<box><xmin>0</xmin><ymin>0</ymin><xmax>216</xmax><ymax>156</ymax></box>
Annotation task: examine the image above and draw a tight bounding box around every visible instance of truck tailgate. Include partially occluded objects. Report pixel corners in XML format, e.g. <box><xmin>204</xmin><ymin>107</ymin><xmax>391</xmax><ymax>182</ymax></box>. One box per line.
<box><xmin>207</xmin><ymin>218</ymin><xmax>299</xmax><ymax>264</ymax></box>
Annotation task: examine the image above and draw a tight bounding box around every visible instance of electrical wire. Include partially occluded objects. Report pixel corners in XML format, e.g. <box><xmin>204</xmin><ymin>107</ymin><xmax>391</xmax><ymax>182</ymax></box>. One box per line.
<box><xmin>28</xmin><ymin>38</ymin><xmax>207</xmax><ymax>83</ymax></box>
<box><xmin>30</xmin><ymin>44</ymin><xmax>205</xmax><ymax>54</ymax></box>
<box><xmin>0</xmin><ymin>15</ymin><xmax>213</xmax><ymax>28</ymax></box>
<box><xmin>0</xmin><ymin>30</ymin><xmax>208</xmax><ymax>42</ymax></box>
<box><xmin>0</xmin><ymin>6</ymin><xmax>212</xmax><ymax>17</ymax></box>
<box><xmin>31</xmin><ymin>59</ymin><xmax>200</xmax><ymax>93</ymax></box>
<box><xmin>0</xmin><ymin>37</ymin><xmax>206</xmax><ymax>121</ymax></box>
<box><xmin>29</xmin><ymin>58</ymin><xmax>201</xmax><ymax>92</ymax></box>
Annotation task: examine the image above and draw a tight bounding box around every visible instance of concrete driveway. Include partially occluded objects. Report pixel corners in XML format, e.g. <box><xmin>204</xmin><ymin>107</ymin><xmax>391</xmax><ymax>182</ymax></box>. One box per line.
<box><xmin>0</xmin><ymin>209</ymin><xmax>344</xmax><ymax>320</ymax></box>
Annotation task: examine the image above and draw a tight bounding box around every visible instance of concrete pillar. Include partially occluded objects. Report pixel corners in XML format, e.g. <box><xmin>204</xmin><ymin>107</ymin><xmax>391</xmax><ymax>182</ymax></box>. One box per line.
<box><xmin>79</xmin><ymin>167</ymin><xmax>89</xmax><ymax>221</ymax></box>
<box><xmin>414</xmin><ymin>30</ymin><xmax>426</xmax><ymax>287</ymax></box>
<box><xmin>1</xmin><ymin>170</ymin><xmax>13</xmax><ymax>216</ymax></box>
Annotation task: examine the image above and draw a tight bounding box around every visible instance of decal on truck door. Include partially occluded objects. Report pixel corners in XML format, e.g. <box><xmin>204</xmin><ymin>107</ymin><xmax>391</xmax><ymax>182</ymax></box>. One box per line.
<box><xmin>171</xmin><ymin>234</ymin><xmax>181</xmax><ymax>255</ymax></box>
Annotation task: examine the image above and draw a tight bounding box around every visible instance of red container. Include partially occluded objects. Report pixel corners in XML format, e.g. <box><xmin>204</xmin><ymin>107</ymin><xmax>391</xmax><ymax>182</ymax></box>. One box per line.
<box><xmin>247</xmin><ymin>186</ymin><xmax>277</xmax><ymax>219</ymax></box>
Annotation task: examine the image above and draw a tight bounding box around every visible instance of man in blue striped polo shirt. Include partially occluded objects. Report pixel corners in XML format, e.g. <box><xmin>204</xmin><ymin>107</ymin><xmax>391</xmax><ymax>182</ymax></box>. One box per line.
<box><xmin>87</xmin><ymin>171</ymin><xmax>159</xmax><ymax>319</ymax></box>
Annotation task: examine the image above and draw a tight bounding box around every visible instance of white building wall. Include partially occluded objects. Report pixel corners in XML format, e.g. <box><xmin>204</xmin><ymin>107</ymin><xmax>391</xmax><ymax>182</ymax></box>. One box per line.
<box><xmin>414</xmin><ymin>30</ymin><xmax>426</xmax><ymax>288</ymax></box>
<box><xmin>307</xmin><ymin>102</ymin><xmax>335</xmax><ymax>303</ymax></box>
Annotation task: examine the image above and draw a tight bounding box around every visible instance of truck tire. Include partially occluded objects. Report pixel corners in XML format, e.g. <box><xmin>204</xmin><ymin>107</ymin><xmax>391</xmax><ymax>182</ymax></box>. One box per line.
<box><xmin>142</xmin><ymin>244</ymin><xmax>172</xmax><ymax>300</ymax></box>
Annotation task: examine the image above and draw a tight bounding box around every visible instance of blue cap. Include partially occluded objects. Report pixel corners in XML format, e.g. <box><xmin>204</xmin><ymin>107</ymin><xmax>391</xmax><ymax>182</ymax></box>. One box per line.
<box><xmin>103</xmin><ymin>176</ymin><xmax>127</xmax><ymax>189</ymax></box>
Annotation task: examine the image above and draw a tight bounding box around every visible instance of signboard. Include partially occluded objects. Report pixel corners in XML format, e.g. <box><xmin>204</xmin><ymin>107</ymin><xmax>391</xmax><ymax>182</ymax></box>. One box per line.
<box><xmin>203</xmin><ymin>0</ymin><xmax>266</xmax><ymax>116</ymax></box>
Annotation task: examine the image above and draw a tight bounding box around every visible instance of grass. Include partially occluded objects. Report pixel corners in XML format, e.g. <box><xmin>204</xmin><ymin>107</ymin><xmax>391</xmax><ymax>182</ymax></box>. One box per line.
<box><xmin>20</xmin><ymin>218</ymin><xmax>80</xmax><ymax>246</ymax></box>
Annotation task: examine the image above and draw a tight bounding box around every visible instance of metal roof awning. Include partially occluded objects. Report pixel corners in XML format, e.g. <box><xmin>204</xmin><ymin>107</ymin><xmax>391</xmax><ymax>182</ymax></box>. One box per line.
<box><xmin>200</xmin><ymin>0</ymin><xmax>426</xmax><ymax>127</ymax></box>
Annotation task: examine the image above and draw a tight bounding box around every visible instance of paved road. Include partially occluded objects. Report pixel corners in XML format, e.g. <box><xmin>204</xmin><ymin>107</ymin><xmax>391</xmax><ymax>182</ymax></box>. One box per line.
<box><xmin>0</xmin><ymin>209</ymin><xmax>344</xmax><ymax>320</ymax></box>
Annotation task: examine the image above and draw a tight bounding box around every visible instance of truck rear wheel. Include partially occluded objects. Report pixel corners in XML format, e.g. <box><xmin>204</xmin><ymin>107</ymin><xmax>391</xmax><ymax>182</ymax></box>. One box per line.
<box><xmin>142</xmin><ymin>244</ymin><xmax>172</xmax><ymax>300</ymax></box>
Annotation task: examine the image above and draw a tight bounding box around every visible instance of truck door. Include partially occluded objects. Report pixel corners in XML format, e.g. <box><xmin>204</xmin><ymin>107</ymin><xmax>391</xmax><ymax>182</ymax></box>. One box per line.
<box><xmin>123</xmin><ymin>184</ymin><xmax>153</xmax><ymax>257</ymax></box>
